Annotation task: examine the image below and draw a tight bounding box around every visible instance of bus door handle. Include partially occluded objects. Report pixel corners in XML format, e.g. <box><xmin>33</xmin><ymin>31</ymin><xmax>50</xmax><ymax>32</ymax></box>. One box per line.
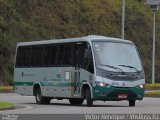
<box><xmin>21</xmin><ymin>72</ymin><xmax>24</xmax><ymax>77</ymax></box>
<box><xmin>43</xmin><ymin>77</ymin><xmax>47</xmax><ymax>81</ymax></box>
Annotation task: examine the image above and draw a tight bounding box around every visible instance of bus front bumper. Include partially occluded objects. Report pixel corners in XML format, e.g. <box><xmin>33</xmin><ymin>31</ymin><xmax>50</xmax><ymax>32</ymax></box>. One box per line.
<box><xmin>93</xmin><ymin>85</ymin><xmax>144</xmax><ymax>101</ymax></box>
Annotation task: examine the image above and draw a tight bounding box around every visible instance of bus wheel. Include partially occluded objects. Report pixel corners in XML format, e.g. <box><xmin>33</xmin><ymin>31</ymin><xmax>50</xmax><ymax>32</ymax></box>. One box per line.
<box><xmin>35</xmin><ymin>87</ymin><xmax>51</xmax><ymax>104</ymax></box>
<box><xmin>69</xmin><ymin>98</ymin><xmax>84</xmax><ymax>105</ymax></box>
<box><xmin>86</xmin><ymin>89</ymin><xmax>93</xmax><ymax>107</ymax></box>
<box><xmin>129</xmin><ymin>100</ymin><xmax>135</xmax><ymax>107</ymax></box>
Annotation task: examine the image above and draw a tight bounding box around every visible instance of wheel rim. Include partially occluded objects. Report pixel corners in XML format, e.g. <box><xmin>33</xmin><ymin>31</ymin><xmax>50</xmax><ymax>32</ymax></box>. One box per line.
<box><xmin>36</xmin><ymin>92</ymin><xmax>41</xmax><ymax>102</ymax></box>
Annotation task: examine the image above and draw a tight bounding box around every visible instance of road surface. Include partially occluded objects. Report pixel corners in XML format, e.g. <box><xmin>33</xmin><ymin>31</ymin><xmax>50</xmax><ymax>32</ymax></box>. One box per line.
<box><xmin>0</xmin><ymin>93</ymin><xmax>160</xmax><ymax>114</ymax></box>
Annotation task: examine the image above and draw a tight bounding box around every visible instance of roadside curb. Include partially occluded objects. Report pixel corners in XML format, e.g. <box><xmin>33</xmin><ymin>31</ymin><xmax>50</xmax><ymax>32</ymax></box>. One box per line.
<box><xmin>144</xmin><ymin>94</ymin><xmax>160</xmax><ymax>98</ymax></box>
<box><xmin>144</xmin><ymin>95</ymin><xmax>160</xmax><ymax>98</ymax></box>
<box><xmin>0</xmin><ymin>106</ymin><xmax>15</xmax><ymax>111</ymax></box>
<box><xmin>144</xmin><ymin>90</ymin><xmax>160</xmax><ymax>98</ymax></box>
<box><xmin>0</xmin><ymin>90</ymin><xmax>13</xmax><ymax>93</ymax></box>
<box><xmin>145</xmin><ymin>90</ymin><xmax>160</xmax><ymax>92</ymax></box>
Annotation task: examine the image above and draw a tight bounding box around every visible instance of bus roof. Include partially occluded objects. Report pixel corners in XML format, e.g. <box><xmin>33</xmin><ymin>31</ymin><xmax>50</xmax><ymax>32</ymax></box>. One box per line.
<box><xmin>17</xmin><ymin>35</ymin><xmax>133</xmax><ymax>46</ymax></box>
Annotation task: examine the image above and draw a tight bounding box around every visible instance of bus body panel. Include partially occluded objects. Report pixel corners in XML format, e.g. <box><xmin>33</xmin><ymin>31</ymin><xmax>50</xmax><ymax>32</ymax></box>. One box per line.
<box><xmin>14</xmin><ymin>67</ymin><xmax>74</xmax><ymax>97</ymax></box>
<box><xmin>14</xmin><ymin>67</ymin><xmax>95</xmax><ymax>98</ymax></box>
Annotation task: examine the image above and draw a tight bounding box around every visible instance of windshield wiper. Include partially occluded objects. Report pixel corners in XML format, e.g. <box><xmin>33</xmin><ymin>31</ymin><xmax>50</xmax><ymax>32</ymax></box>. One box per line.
<box><xmin>118</xmin><ymin>64</ymin><xmax>140</xmax><ymax>73</ymax></box>
<box><xmin>101</xmin><ymin>64</ymin><xmax>125</xmax><ymax>74</ymax></box>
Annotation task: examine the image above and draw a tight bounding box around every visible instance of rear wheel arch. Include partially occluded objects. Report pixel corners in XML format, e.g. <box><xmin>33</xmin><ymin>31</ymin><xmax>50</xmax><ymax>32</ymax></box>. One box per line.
<box><xmin>33</xmin><ymin>83</ymin><xmax>51</xmax><ymax>104</ymax></box>
<box><xmin>33</xmin><ymin>83</ymin><xmax>41</xmax><ymax>96</ymax></box>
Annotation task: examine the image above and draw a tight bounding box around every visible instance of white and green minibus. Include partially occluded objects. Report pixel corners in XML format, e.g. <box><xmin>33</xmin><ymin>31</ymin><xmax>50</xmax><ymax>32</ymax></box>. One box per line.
<box><xmin>14</xmin><ymin>35</ymin><xmax>145</xmax><ymax>107</ymax></box>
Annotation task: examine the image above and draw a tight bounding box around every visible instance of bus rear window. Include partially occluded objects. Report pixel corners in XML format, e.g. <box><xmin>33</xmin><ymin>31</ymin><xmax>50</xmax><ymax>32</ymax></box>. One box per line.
<box><xmin>16</xmin><ymin>46</ymin><xmax>31</xmax><ymax>67</ymax></box>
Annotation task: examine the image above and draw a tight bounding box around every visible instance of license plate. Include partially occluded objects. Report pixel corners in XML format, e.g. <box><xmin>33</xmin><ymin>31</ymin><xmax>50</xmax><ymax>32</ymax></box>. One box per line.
<box><xmin>118</xmin><ymin>94</ymin><xmax>128</xmax><ymax>99</ymax></box>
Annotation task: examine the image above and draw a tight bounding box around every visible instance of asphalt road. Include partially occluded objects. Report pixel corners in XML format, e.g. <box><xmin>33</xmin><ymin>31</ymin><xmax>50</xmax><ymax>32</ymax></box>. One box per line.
<box><xmin>0</xmin><ymin>93</ymin><xmax>160</xmax><ymax>114</ymax></box>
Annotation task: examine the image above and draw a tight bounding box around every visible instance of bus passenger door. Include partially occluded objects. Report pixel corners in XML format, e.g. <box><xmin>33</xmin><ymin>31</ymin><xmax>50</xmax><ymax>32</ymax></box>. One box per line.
<box><xmin>74</xmin><ymin>65</ymin><xmax>80</xmax><ymax>96</ymax></box>
<box><xmin>72</xmin><ymin>42</ymin><xmax>85</xmax><ymax>96</ymax></box>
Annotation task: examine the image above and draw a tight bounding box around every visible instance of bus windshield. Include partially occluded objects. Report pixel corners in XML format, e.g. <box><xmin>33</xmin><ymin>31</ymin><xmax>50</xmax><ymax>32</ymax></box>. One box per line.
<box><xmin>93</xmin><ymin>41</ymin><xmax>142</xmax><ymax>72</ymax></box>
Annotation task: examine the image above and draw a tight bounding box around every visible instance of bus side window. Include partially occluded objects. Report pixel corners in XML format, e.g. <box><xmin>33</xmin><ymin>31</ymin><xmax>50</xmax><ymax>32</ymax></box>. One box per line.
<box><xmin>83</xmin><ymin>44</ymin><xmax>94</xmax><ymax>74</ymax></box>
<box><xmin>56</xmin><ymin>44</ymin><xmax>65</xmax><ymax>66</ymax></box>
<box><xmin>44</xmin><ymin>45</ymin><xmax>57</xmax><ymax>66</ymax></box>
<box><xmin>55</xmin><ymin>43</ymin><xmax>74</xmax><ymax>67</ymax></box>
<box><xmin>74</xmin><ymin>42</ymin><xmax>85</xmax><ymax>67</ymax></box>
<box><xmin>31</xmin><ymin>46</ymin><xmax>43</xmax><ymax>67</ymax></box>
<box><xmin>63</xmin><ymin>44</ymin><xmax>73</xmax><ymax>66</ymax></box>
<box><xmin>44</xmin><ymin>46</ymin><xmax>50</xmax><ymax>66</ymax></box>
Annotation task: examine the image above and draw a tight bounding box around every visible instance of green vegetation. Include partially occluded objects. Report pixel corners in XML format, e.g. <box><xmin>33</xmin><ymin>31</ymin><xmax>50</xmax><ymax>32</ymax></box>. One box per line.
<box><xmin>0</xmin><ymin>86</ymin><xmax>13</xmax><ymax>91</ymax></box>
<box><xmin>0</xmin><ymin>0</ymin><xmax>160</xmax><ymax>85</ymax></box>
<box><xmin>145</xmin><ymin>84</ymin><xmax>160</xmax><ymax>87</ymax></box>
<box><xmin>145</xmin><ymin>84</ymin><xmax>160</xmax><ymax>91</ymax></box>
<box><xmin>0</xmin><ymin>102</ymin><xmax>14</xmax><ymax>110</ymax></box>
<box><xmin>145</xmin><ymin>91</ymin><xmax>160</xmax><ymax>98</ymax></box>
<box><xmin>145</xmin><ymin>84</ymin><xmax>160</xmax><ymax>97</ymax></box>
<box><xmin>145</xmin><ymin>91</ymin><xmax>160</xmax><ymax>94</ymax></box>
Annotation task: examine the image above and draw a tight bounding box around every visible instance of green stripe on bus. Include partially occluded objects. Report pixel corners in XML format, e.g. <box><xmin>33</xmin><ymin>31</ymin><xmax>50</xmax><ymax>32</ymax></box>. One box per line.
<box><xmin>14</xmin><ymin>82</ymin><xmax>34</xmax><ymax>86</ymax></box>
<box><xmin>50</xmin><ymin>79</ymin><xmax>61</xmax><ymax>81</ymax></box>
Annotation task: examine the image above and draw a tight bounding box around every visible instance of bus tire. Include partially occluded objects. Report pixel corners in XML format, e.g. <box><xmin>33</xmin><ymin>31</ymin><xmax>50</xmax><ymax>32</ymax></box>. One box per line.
<box><xmin>69</xmin><ymin>98</ymin><xmax>84</xmax><ymax>105</ymax></box>
<box><xmin>35</xmin><ymin>87</ymin><xmax>51</xmax><ymax>104</ymax></box>
<box><xmin>129</xmin><ymin>100</ymin><xmax>135</xmax><ymax>107</ymax></box>
<box><xmin>86</xmin><ymin>88</ymin><xmax>93</xmax><ymax>107</ymax></box>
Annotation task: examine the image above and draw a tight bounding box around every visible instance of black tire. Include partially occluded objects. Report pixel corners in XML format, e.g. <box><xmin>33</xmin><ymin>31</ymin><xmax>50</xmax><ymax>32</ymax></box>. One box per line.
<box><xmin>35</xmin><ymin>87</ymin><xmax>51</xmax><ymax>104</ymax></box>
<box><xmin>69</xmin><ymin>98</ymin><xmax>84</xmax><ymax>105</ymax></box>
<box><xmin>129</xmin><ymin>100</ymin><xmax>135</xmax><ymax>107</ymax></box>
<box><xmin>86</xmin><ymin>89</ymin><xmax>93</xmax><ymax>107</ymax></box>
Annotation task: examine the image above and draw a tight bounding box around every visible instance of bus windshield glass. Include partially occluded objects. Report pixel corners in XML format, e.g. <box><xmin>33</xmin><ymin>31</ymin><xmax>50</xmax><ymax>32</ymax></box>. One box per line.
<box><xmin>93</xmin><ymin>41</ymin><xmax>142</xmax><ymax>72</ymax></box>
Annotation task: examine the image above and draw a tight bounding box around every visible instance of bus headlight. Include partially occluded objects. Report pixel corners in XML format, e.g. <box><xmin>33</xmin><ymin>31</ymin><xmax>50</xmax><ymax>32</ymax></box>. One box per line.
<box><xmin>96</xmin><ymin>82</ymin><xmax>108</xmax><ymax>87</ymax></box>
<box><xmin>137</xmin><ymin>84</ymin><xmax>144</xmax><ymax>89</ymax></box>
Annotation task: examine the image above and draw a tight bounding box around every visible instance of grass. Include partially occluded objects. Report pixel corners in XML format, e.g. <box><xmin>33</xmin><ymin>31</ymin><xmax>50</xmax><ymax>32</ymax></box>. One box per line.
<box><xmin>145</xmin><ymin>91</ymin><xmax>160</xmax><ymax>95</ymax></box>
<box><xmin>145</xmin><ymin>84</ymin><xmax>160</xmax><ymax>87</ymax></box>
<box><xmin>0</xmin><ymin>102</ymin><xmax>14</xmax><ymax>109</ymax></box>
<box><xmin>0</xmin><ymin>86</ymin><xmax>13</xmax><ymax>91</ymax></box>
<box><xmin>145</xmin><ymin>91</ymin><xmax>160</xmax><ymax>97</ymax></box>
<box><xmin>145</xmin><ymin>84</ymin><xmax>160</xmax><ymax>97</ymax></box>
<box><xmin>145</xmin><ymin>83</ymin><xmax>160</xmax><ymax>91</ymax></box>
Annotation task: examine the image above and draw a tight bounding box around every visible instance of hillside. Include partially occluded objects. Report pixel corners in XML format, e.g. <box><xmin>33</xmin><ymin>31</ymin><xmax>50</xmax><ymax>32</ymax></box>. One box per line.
<box><xmin>0</xmin><ymin>0</ymin><xmax>160</xmax><ymax>85</ymax></box>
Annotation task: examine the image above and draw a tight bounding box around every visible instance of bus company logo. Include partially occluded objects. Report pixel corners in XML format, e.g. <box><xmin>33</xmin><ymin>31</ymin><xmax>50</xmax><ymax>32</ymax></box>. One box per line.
<box><xmin>59</xmin><ymin>67</ymin><xmax>65</xmax><ymax>72</ymax></box>
<box><xmin>122</xmin><ymin>82</ymin><xmax>126</xmax><ymax>87</ymax></box>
